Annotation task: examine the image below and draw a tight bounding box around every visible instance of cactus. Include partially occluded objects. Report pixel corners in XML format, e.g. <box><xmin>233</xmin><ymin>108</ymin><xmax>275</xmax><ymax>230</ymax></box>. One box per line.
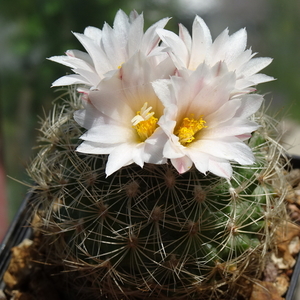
<box><xmin>27</xmin><ymin>10</ymin><xmax>290</xmax><ymax>300</ymax></box>
<box><xmin>28</xmin><ymin>89</ymin><xmax>289</xmax><ymax>300</ymax></box>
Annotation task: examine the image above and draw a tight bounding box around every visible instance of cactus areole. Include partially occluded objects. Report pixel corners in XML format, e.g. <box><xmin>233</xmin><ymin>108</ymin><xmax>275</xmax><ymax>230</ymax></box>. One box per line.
<box><xmin>30</xmin><ymin>10</ymin><xmax>289</xmax><ymax>299</ymax></box>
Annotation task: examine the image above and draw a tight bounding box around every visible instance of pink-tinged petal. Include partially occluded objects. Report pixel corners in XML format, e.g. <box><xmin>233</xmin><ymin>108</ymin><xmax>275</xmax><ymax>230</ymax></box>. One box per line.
<box><xmin>208</xmin><ymin>158</ymin><xmax>233</xmax><ymax>178</ymax></box>
<box><xmin>171</xmin><ymin>156</ymin><xmax>193</xmax><ymax>174</ymax></box>
<box><xmin>129</xmin><ymin>10</ymin><xmax>139</xmax><ymax>22</ymax></box>
<box><xmin>237</xmin><ymin>134</ymin><xmax>252</xmax><ymax>141</ymax></box>
<box><xmin>51</xmin><ymin>74</ymin><xmax>90</xmax><ymax>87</ymax></box>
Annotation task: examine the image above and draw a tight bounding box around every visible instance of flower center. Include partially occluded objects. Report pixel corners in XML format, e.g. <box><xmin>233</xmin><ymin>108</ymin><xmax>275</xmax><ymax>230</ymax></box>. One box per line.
<box><xmin>131</xmin><ymin>102</ymin><xmax>158</xmax><ymax>142</ymax></box>
<box><xmin>175</xmin><ymin>114</ymin><xmax>207</xmax><ymax>146</ymax></box>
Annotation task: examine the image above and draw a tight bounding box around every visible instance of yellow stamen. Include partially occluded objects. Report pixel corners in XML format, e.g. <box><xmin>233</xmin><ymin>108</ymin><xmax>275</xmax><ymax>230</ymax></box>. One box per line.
<box><xmin>175</xmin><ymin>114</ymin><xmax>207</xmax><ymax>146</ymax></box>
<box><xmin>131</xmin><ymin>103</ymin><xmax>158</xmax><ymax>142</ymax></box>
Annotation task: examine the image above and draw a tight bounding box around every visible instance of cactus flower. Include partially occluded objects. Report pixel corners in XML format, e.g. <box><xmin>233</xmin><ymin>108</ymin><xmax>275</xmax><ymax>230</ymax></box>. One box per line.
<box><xmin>153</xmin><ymin>62</ymin><xmax>263</xmax><ymax>178</ymax></box>
<box><xmin>157</xmin><ymin>15</ymin><xmax>274</xmax><ymax>93</ymax></box>
<box><xmin>74</xmin><ymin>52</ymin><xmax>175</xmax><ymax>176</ymax></box>
<box><xmin>49</xmin><ymin>10</ymin><xmax>170</xmax><ymax>90</ymax></box>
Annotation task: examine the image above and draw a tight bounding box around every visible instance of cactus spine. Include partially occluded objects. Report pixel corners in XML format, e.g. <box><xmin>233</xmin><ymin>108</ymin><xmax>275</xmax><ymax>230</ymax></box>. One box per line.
<box><xmin>28</xmin><ymin>90</ymin><xmax>289</xmax><ymax>300</ymax></box>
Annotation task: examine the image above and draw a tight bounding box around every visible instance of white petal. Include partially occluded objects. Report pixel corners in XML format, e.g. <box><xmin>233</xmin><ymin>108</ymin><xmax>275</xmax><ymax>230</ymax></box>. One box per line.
<box><xmin>163</xmin><ymin>138</ymin><xmax>185</xmax><ymax>159</ymax></box>
<box><xmin>242</xmin><ymin>57</ymin><xmax>273</xmax><ymax>77</ymax></box>
<box><xmin>193</xmin><ymin>139</ymin><xmax>254</xmax><ymax>165</ymax></box>
<box><xmin>66</xmin><ymin>50</ymin><xmax>93</xmax><ymax>65</ymax></box>
<box><xmin>208</xmin><ymin>158</ymin><xmax>233</xmax><ymax>178</ymax></box>
<box><xmin>178</xmin><ymin>23</ymin><xmax>192</xmax><ymax>51</ymax></box>
<box><xmin>73</xmin><ymin>68</ymin><xmax>100</xmax><ymax>87</ymax></box>
<box><xmin>248</xmin><ymin>73</ymin><xmax>275</xmax><ymax>85</ymax></box>
<box><xmin>88</xmin><ymin>78</ymin><xmax>134</xmax><ymax>123</ymax></box>
<box><xmin>76</xmin><ymin>141</ymin><xmax>116</xmax><ymax>154</ymax></box>
<box><xmin>74</xmin><ymin>104</ymin><xmax>106</xmax><ymax>129</ymax></box>
<box><xmin>205</xmin><ymin>98</ymin><xmax>242</xmax><ymax>127</ymax></box>
<box><xmin>113</xmin><ymin>9</ymin><xmax>131</xmax><ymax>39</ymax></box>
<box><xmin>128</xmin><ymin>14</ymin><xmax>144</xmax><ymax>56</ymax></box>
<box><xmin>143</xmin><ymin>129</ymin><xmax>168</xmax><ymax>164</ymax></box>
<box><xmin>73</xmin><ymin>32</ymin><xmax>112</xmax><ymax>75</ymax></box>
<box><xmin>222</xmin><ymin>28</ymin><xmax>247</xmax><ymax>65</ymax></box>
<box><xmin>142</xmin><ymin>17</ymin><xmax>170</xmax><ymax>55</ymax></box>
<box><xmin>233</xmin><ymin>94</ymin><xmax>263</xmax><ymax>118</ymax></box>
<box><xmin>189</xmin><ymin>16</ymin><xmax>212</xmax><ymax>68</ymax></box>
<box><xmin>105</xmin><ymin>143</ymin><xmax>135</xmax><ymax>176</ymax></box>
<box><xmin>206</xmin><ymin>28</ymin><xmax>230</xmax><ymax>64</ymax></box>
<box><xmin>48</xmin><ymin>55</ymin><xmax>91</xmax><ymax>69</ymax></box>
<box><xmin>80</xmin><ymin>124</ymin><xmax>135</xmax><ymax>144</ymax></box>
<box><xmin>152</xmin><ymin>79</ymin><xmax>173</xmax><ymax>107</ymax></box>
<box><xmin>186</xmin><ymin>149</ymin><xmax>209</xmax><ymax>175</ymax></box>
<box><xmin>157</xmin><ymin>28</ymin><xmax>189</xmax><ymax>68</ymax></box>
<box><xmin>201</xmin><ymin>120</ymin><xmax>259</xmax><ymax>139</ymax></box>
<box><xmin>83</xmin><ymin>26</ymin><xmax>102</xmax><ymax>45</ymax></box>
<box><xmin>51</xmin><ymin>74</ymin><xmax>89</xmax><ymax>87</ymax></box>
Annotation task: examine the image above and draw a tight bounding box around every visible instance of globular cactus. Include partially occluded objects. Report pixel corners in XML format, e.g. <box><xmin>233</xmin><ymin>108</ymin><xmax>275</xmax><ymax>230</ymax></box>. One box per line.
<box><xmin>28</xmin><ymin>10</ymin><xmax>290</xmax><ymax>300</ymax></box>
<box><xmin>28</xmin><ymin>91</ymin><xmax>288</xmax><ymax>300</ymax></box>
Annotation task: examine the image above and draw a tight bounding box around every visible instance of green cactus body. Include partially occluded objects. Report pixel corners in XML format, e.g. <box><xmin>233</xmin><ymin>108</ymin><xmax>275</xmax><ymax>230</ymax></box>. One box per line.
<box><xmin>29</xmin><ymin>93</ymin><xmax>288</xmax><ymax>299</ymax></box>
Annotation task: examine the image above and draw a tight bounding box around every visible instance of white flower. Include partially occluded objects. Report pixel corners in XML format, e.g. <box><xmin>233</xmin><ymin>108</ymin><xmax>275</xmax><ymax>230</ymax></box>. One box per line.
<box><xmin>157</xmin><ymin>16</ymin><xmax>274</xmax><ymax>94</ymax></box>
<box><xmin>49</xmin><ymin>10</ymin><xmax>170</xmax><ymax>90</ymax></box>
<box><xmin>153</xmin><ymin>63</ymin><xmax>263</xmax><ymax>178</ymax></box>
<box><xmin>74</xmin><ymin>52</ymin><xmax>175</xmax><ymax>176</ymax></box>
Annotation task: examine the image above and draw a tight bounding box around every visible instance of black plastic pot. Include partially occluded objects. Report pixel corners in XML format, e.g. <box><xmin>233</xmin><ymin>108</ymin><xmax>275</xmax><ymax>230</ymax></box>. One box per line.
<box><xmin>1</xmin><ymin>156</ymin><xmax>300</xmax><ymax>299</ymax></box>
<box><xmin>0</xmin><ymin>191</ymin><xmax>33</xmax><ymax>291</ymax></box>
